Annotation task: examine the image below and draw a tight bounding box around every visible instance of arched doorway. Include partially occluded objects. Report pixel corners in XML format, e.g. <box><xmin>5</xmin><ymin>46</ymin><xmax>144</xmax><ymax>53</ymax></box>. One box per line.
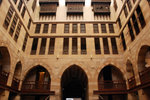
<box><xmin>0</xmin><ymin>47</ymin><xmax>10</xmax><ymax>95</ymax></box>
<box><xmin>126</xmin><ymin>60</ymin><xmax>139</xmax><ymax>100</ymax></box>
<box><xmin>21</xmin><ymin>65</ymin><xmax>51</xmax><ymax>100</ymax></box>
<box><xmin>126</xmin><ymin>60</ymin><xmax>136</xmax><ymax>89</ymax></box>
<box><xmin>138</xmin><ymin>45</ymin><xmax>150</xmax><ymax>100</ymax></box>
<box><xmin>8</xmin><ymin>61</ymin><xmax>22</xmax><ymax>100</ymax></box>
<box><xmin>138</xmin><ymin>45</ymin><xmax>150</xmax><ymax>72</ymax></box>
<box><xmin>98</xmin><ymin>65</ymin><xmax>127</xmax><ymax>100</ymax></box>
<box><xmin>12</xmin><ymin>61</ymin><xmax>22</xmax><ymax>90</ymax></box>
<box><xmin>61</xmin><ymin>65</ymin><xmax>88</xmax><ymax>100</ymax></box>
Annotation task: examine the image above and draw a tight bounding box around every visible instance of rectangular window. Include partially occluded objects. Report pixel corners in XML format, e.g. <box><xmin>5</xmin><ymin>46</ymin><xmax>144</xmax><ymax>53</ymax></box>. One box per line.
<box><xmin>22</xmin><ymin>33</ymin><xmax>28</xmax><ymax>52</ymax></box>
<box><xmin>80</xmin><ymin>24</ymin><xmax>86</xmax><ymax>33</ymax></box>
<box><xmin>43</xmin><ymin>24</ymin><xmax>49</xmax><ymax>33</ymax></box>
<box><xmin>111</xmin><ymin>38</ymin><xmax>118</xmax><ymax>54</ymax></box>
<box><xmin>9</xmin><ymin>14</ymin><xmax>18</xmax><ymax>36</ymax></box>
<box><xmin>101</xmin><ymin>24</ymin><xmax>107</xmax><ymax>33</ymax></box>
<box><xmin>32</xmin><ymin>0</ymin><xmax>37</xmax><ymax>12</ymax></box>
<box><xmin>31</xmin><ymin>38</ymin><xmax>38</xmax><ymax>55</ymax></box>
<box><xmin>63</xmin><ymin>38</ymin><xmax>69</xmax><ymax>54</ymax></box>
<box><xmin>3</xmin><ymin>6</ymin><xmax>14</xmax><ymax>30</ymax></box>
<box><xmin>39</xmin><ymin>38</ymin><xmax>47</xmax><ymax>55</ymax></box>
<box><xmin>94</xmin><ymin>38</ymin><xmax>101</xmax><ymax>54</ymax></box>
<box><xmin>14</xmin><ymin>21</ymin><xmax>22</xmax><ymax>42</ymax></box>
<box><xmin>51</xmin><ymin>24</ymin><xmax>56</xmax><ymax>33</ymax></box>
<box><xmin>121</xmin><ymin>33</ymin><xmax>127</xmax><ymax>50</ymax></box>
<box><xmin>109</xmin><ymin>24</ymin><xmax>114</xmax><ymax>33</ymax></box>
<box><xmin>114</xmin><ymin>0</ymin><xmax>118</xmax><ymax>11</ymax></box>
<box><xmin>132</xmin><ymin>13</ymin><xmax>140</xmax><ymax>35</ymax></box>
<box><xmin>27</xmin><ymin>18</ymin><xmax>31</xmax><ymax>29</ymax></box>
<box><xmin>48</xmin><ymin>38</ymin><xmax>55</xmax><ymax>54</ymax></box>
<box><xmin>103</xmin><ymin>38</ymin><xmax>110</xmax><ymax>54</ymax></box>
<box><xmin>21</xmin><ymin>6</ymin><xmax>26</xmax><ymax>18</ymax></box>
<box><xmin>72</xmin><ymin>24</ymin><xmax>78</xmax><ymax>33</ymax></box>
<box><xmin>124</xmin><ymin>5</ymin><xmax>128</xmax><ymax>18</ymax></box>
<box><xmin>64</xmin><ymin>24</ymin><xmax>69</xmax><ymax>33</ymax></box>
<box><xmin>81</xmin><ymin>38</ymin><xmax>87</xmax><ymax>54</ymax></box>
<box><xmin>17</xmin><ymin>0</ymin><xmax>23</xmax><ymax>12</ymax></box>
<box><xmin>118</xmin><ymin>17</ymin><xmax>122</xmax><ymax>29</ymax></box>
<box><xmin>93</xmin><ymin>24</ymin><xmax>99</xmax><ymax>33</ymax></box>
<box><xmin>127</xmin><ymin>0</ymin><xmax>132</xmax><ymax>11</ymax></box>
<box><xmin>72</xmin><ymin>38</ymin><xmax>78</xmax><ymax>54</ymax></box>
<box><xmin>136</xmin><ymin>5</ymin><xmax>146</xmax><ymax>28</ymax></box>
<box><xmin>128</xmin><ymin>21</ymin><xmax>135</xmax><ymax>41</ymax></box>
<box><xmin>35</xmin><ymin>24</ymin><xmax>41</xmax><ymax>33</ymax></box>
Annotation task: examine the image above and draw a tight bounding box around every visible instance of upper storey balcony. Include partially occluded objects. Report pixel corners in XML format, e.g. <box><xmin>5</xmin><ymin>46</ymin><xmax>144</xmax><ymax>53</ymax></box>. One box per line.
<box><xmin>39</xmin><ymin>0</ymin><xmax>59</xmax><ymax>4</ymax></box>
<box><xmin>66</xmin><ymin>0</ymin><xmax>85</xmax><ymax>4</ymax></box>
<box><xmin>91</xmin><ymin>0</ymin><xmax>111</xmax><ymax>15</ymax></box>
<box><xmin>39</xmin><ymin>0</ymin><xmax>59</xmax><ymax>15</ymax></box>
<box><xmin>40</xmin><ymin>4</ymin><xmax>57</xmax><ymax>15</ymax></box>
<box><xmin>91</xmin><ymin>0</ymin><xmax>111</xmax><ymax>4</ymax></box>
<box><xmin>66</xmin><ymin>0</ymin><xmax>85</xmax><ymax>15</ymax></box>
<box><xmin>93</xmin><ymin>4</ymin><xmax>110</xmax><ymax>14</ymax></box>
<box><xmin>67</xmin><ymin>3</ymin><xmax>83</xmax><ymax>14</ymax></box>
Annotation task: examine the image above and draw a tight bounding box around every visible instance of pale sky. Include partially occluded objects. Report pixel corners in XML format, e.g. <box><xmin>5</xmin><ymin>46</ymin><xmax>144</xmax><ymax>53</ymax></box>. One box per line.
<box><xmin>59</xmin><ymin>0</ymin><xmax>92</xmax><ymax>6</ymax></box>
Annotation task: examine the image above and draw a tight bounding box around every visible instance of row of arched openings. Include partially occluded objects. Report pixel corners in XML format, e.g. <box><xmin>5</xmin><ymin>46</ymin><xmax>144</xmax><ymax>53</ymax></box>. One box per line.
<box><xmin>0</xmin><ymin>45</ymin><xmax>150</xmax><ymax>100</ymax></box>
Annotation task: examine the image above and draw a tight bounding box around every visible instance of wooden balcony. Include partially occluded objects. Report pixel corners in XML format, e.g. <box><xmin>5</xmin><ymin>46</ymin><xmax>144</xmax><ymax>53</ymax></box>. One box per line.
<box><xmin>11</xmin><ymin>77</ymin><xmax>20</xmax><ymax>90</ymax></box>
<box><xmin>66</xmin><ymin>0</ymin><xmax>85</xmax><ymax>5</ymax></box>
<box><xmin>128</xmin><ymin>76</ymin><xmax>136</xmax><ymax>89</ymax></box>
<box><xmin>40</xmin><ymin>4</ymin><xmax>57</xmax><ymax>15</ymax></box>
<box><xmin>94</xmin><ymin>80</ymin><xmax>127</xmax><ymax>95</ymax></box>
<box><xmin>92</xmin><ymin>0</ymin><xmax>111</xmax><ymax>4</ymax></box>
<box><xmin>40</xmin><ymin>11</ymin><xmax>56</xmax><ymax>15</ymax></box>
<box><xmin>139</xmin><ymin>68</ymin><xmax>150</xmax><ymax>85</ymax></box>
<box><xmin>67</xmin><ymin>7</ymin><xmax>83</xmax><ymax>14</ymax></box>
<box><xmin>93</xmin><ymin>4</ymin><xmax>110</xmax><ymax>14</ymax></box>
<box><xmin>94</xmin><ymin>9</ymin><xmax>110</xmax><ymax>14</ymax></box>
<box><xmin>0</xmin><ymin>71</ymin><xmax>9</xmax><ymax>86</ymax></box>
<box><xmin>98</xmin><ymin>80</ymin><xmax>126</xmax><ymax>90</ymax></box>
<box><xmin>39</xmin><ymin>0</ymin><xmax>59</xmax><ymax>5</ymax></box>
<box><xmin>22</xmin><ymin>81</ymin><xmax>52</xmax><ymax>94</ymax></box>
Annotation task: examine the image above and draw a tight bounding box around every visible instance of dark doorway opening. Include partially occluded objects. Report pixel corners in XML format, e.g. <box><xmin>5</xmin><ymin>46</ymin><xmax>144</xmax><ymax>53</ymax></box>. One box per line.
<box><xmin>103</xmin><ymin>66</ymin><xmax>112</xmax><ymax>81</ymax></box>
<box><xmin>61</xmin><ymin>65</ymin><xmax>88</xmax><ymax>100</ymax></box>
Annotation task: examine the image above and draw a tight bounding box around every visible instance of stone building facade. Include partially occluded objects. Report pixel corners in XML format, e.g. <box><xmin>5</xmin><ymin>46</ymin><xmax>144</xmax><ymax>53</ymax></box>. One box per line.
<box><xmin>0</xmin><ymin>0</ymin><xmax>150</xmax><ymax>100</ymax></box>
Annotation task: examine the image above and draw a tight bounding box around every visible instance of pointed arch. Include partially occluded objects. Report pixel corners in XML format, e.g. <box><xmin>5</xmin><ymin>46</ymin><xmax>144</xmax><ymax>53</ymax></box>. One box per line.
<box><xmin>61</xmin><ymin>64</ymin><xmax>88</xmax><ymax>100</ymax></box>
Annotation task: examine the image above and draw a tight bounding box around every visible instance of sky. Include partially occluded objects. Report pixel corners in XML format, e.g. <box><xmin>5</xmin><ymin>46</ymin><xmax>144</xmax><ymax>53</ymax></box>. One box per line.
<box><xmin>59</xmin><ymin>0</ymin><xmax>91</xmax><ymax>6</ymax></box>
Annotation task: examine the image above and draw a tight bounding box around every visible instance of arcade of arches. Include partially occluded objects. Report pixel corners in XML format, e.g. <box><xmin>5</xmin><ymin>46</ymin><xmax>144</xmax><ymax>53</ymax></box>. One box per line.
<box><xmin>1</xmin><ymin>0</ymin><xmax>150</xmax><ymax>100</ymax></box>
<box><xmin>0</xmin><ymin>45</ymin><xmax>150</xmax><ymax>100</ymax></box>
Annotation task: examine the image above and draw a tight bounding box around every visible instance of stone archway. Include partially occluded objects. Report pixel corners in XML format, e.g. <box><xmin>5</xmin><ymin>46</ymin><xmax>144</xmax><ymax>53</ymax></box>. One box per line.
<box><xmin>21</xmin><ymin>65</ymin><xmax>51</xmax><ymax>100</ymax></box>
<box><xmin>0</xmin><ymin>47</ymin><xmax>11</xmax><ymax>96</ymax></box>
<box><xmin>137</xmin><ymin>45</ymin><xmax>150</xmax><ymax>100</ymax></box>
<box><xmin>98</xmin><ymin>65</ymin><xmax>127</xmax><ymax>100</ymax></box>
<box><xmin>61</xmin><ymin>65</ymin><xmax>88</xmax><ymax>100</ymax></box>
<box><xmin>8</xmin><ymin>61</ymin><xmax>22</xmax><ymax>100</ymax></box>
